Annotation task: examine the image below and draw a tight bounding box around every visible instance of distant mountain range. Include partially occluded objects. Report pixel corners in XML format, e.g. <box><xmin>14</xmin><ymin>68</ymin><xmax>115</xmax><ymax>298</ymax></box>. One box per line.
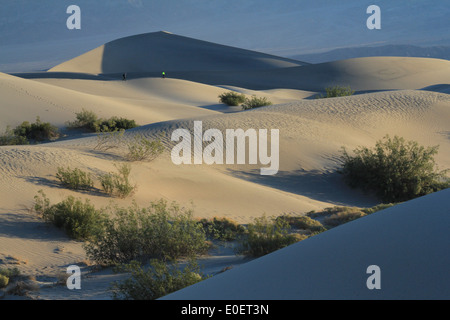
<box><xmin>290</xmin><ymin>45</ymin><xmax>450</xmax><ymax>64</ymax></box>
<box><xmin>1</xmin><ymin>1</ymin><xmax>450</xmax><ymax>72</ymax></box>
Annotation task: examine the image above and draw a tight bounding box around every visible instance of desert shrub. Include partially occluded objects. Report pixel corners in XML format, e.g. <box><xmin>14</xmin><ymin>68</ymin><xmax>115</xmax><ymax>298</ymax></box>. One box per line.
<box><xmin>0</xmin><ymin>267</ymin><xmax>20</xmax><ymax>288</ymax></box>
<box><xmin>219</xmin><ymin>92</ymin><xmax>246</xmax><ymax>106</ymax></box>
<box><xmin>99</xmin><ymin>163</ymin><xmax>135</xmax><ymax>198</ymax></box>
<box><xmin>5</xmin><ymin>280</ymin><xmax>39</xmax><ymax>296</ymax></box>
<box><xmin>316</xmin><ymin>85</ymin><xmax>355</xmax><ymax>99</ymax></box>
<box><xmin>362</xmin><ymin>203</ymin><xmax>395</xmax><ymax>214</ymax></box>
<box><xmin>56</xmin><ymin>167</ymin><xmax>94</xmax><ymax>191</ymax></box>
<box><xmin>276</xmin><ymin>215</ymin><xmax>327</xmax><ymax>234</ymax></box>
<box><xmin>236</xmin><ymin>215</ymin><xmax>306</xmax><ymax>257</ymax></box>
<box><xmin>0</xmin><ymin>275</ymin><xmax>8</xmax><ymax>288</ymax></box>
<box><xmin>95</xmin><ymin>117</ymin><xmax>138</xmax><ymax>133</ymax></box>
<box><xmin>34</xmin><ymin>190</ymin><xmax>106</xmax><ymax>241</ymax></box>
<box><xmin>0</xmin><ymin>267</ymin><xmax>20</xmax><ymax>279</ymax></box>
<box><xmin>340</xmin><ymin>135</ymin><xmax>449</xmax><ymax>202</ymax></box>
<box><xmin>13</xmin><ymin>117</ymin><xmax>59</xmax><ymax>142</ymax></box>
<box><xmin>94</xmin><ymin>129</ymin><xmax>125</xmax><ymax>151</ymax></box>
<box><xmin>111</xmin><ymin>259</ymin><xmax>206</xmax><ymax>300</ymax></box>
<box><xmin>322</xmin><ymin>207</ymin><xmax>366</xmax><ymax>228</ymax></box>
<box><xmin>66</xmin><ymin>109</ymin><xmax>99</xmax><ymax>132</ymax></box>
<box><xmin>241</xmin><ymin>96</ymin><xmax>273</xmax><ymax>110</ymax></box>
<box><xmin>83</xmin><ymin>200</ymin><xmax>209</xmax><ymax>265</ymax></box>
<box><xmin>0</xmin><ymin>126</ymin><xmax>29</xmax><ymax>146</ymax></box>
<box><xmin>198</xmin><ymin>217</ymin><xmax>246</xmax><ymax>241</ymax></box>
<box><xmin>67</xmin><ymin>109</ymin><xmax>138</xmax><ymax>133</ymax></box>
<box><xmin>125</xmin><ymin>134</ymin><xmax>164</xmax><ymax>162</ymax></box>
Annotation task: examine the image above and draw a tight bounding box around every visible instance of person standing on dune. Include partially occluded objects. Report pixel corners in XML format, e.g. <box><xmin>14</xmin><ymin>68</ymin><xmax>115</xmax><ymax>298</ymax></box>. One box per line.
<box><xmin>122</xmin><ymin>73</ymin><xmax>127</xmax><ymax>81</ymax></box>
<box><xmin>162</xmin><ymin>71</ymin><xmax>166</xmax><ymax>79</ymax></box>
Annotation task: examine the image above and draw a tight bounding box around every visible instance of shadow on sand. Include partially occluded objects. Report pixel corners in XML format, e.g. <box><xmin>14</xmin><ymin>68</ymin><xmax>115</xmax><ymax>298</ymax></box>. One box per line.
<box><xmin>226</xmin><ymin>168</ymin><xmax>380</xmax><ymax>208</ymax></box>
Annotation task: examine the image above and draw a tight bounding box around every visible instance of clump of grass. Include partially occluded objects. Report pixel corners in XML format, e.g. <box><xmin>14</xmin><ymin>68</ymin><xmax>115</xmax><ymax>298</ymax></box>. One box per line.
<box><xmin>276</xmin><ymin>215</ymin><xmax>327</xmax><ymax>234</ymax></box>
<box><xmin>125</xmin><ymin>134</ymin><xmax>164</xmax><ymax>162</ymax></box>
<box><xmin>198</xmin><ymin>217</ymin><xmax>246</xmax><ymax>241</ymax></box>
<box><xmin>83</xmin><ymin>199</ymin><xmax>209</xmax><ymax>265</ymax></box>
<box><xmin>34</xmin><ymin>190</ymin><xmax>106</xmax><ymax>241</ymax></box>
<box><xmin>5</xmin><ymin>280</ymin><xmax>39</xmax><ymax>296</ymax></box>
<box><xmin>236</xmin><ymin>215</ymin><xmax>306</xmax><ymax>257</ymax></box>
<box><xmin>362</xmin><ymin>203</ymin><xmax>395</xmax><ymax>214</ymax></box>
<box><xmin>56</xmin><ymin>167</ymin><xmax>94</xmax><ymax>191</ymax></box>
<box><xmin>322</xmin><ymin>206</ymin><xmax>367</xmax><ymax>228</ymax></box>
<box><xmin>111</xmin><ymin>259</ymin><xmax>206</xmax><ymax>300</ymax></box>
<box><xmin>218</xmin><ymin>92</ymin><xmax>246</xmax><ymax>106</ymax></box>
<box><xmin>99</xmin><ymin>163</ymin><xmax>136</xmax><ymax>198</ymax></box>
<box><xmin>241</xmin><ymin>96</ymin><xmax>272</xmax><ymax>110</ymax></box>
<box><xmin>316</xmin><ymin>85</ymin><xmax>355</xmax><ymax>99</ymax></box>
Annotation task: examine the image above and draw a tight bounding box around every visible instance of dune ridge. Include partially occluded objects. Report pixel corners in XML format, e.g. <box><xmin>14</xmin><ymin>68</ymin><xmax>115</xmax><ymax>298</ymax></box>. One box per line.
<box><xmin>49</xmin><ymin>31</ymin><xmax>306</xmax><ymax>74</ymax></box>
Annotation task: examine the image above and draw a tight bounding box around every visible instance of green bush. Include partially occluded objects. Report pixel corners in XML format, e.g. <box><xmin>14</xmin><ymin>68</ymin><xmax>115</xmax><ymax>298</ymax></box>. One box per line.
<box><xmin>0</xmin><ymin>126</ymin><xmax>30</xmax><ymax>146</ymax></box>
<box><xmin>67</xmin><ymin>109</ymin><xmax>138</xmax><ymax>133</ymax></box>
<box><xmin>95</xmin><ymin>117</ymin><xmax>138</xmax><ymax>133</ymax></box>
<box><xmin>83</xmin><ymin>200</ymin><xmax>209</xmax><ymax>265</ymax></box>
<box><xmin>111</xmin><ymin>259</ymin><xmax>206</xmax><ymax>300</ymax></box>
<box><xmin>340</xmin><ymin>135</ymin><xmax>449</xmax><ymax>202</ymax></box>
<box><xmin>99</xmin><ymin>163</ymin><xmax>135</xmax><ymax>198</ymax></box>
<box><xmin>198</xmin><ymin>217</ymin><xmax>246</xmax><ymax>241</ymax></box>
<box><xmin>66</xmin><ymin>109</ymin><xmax>99</xmax><ymax>132</ymax></box>
<box><xmin>34</xmin><ymin>190</ymin><xmax>106</xmax><ymax>241</ymax></box>
<box><xmin>56</xmin><ymin>167</ymin><xmax>94</xmax><ymax>191</ymax></box>
<box><xmin>236</xmin><ymin>215</ymin><xmax>305</xmax><ymax>257</ymax></box>
<box><xmin>219</xmin><ymin>92</ymin><xmax>246</xmax><ymax>106</ymax></box>
<box><xmin>241</xmin><ymin>96</ymin><xmax>273</xmax><ymax>110</ymax></box>
<box><xmin>316</xmin><ymin>85</ymin><xmax>355</xmax><ymax>99</ymax></box>
<box><xmin>0</xmin><ymin>267</ymin><xmax>20</xmax><ymax>279</ymax></box>
<box><xmin>125</xmin><ymin>134</ymin><xmax>164</xmax><ymax>162</ymax></box>
<box><xmin>13</xmin><ymin>117</ymin><xmax>59</xmax><ymax>142</ymax></box>
<box><xmin>0</xmin><ymin>275</ymin><xmax>8</xmax><ymax>288</ymax></box>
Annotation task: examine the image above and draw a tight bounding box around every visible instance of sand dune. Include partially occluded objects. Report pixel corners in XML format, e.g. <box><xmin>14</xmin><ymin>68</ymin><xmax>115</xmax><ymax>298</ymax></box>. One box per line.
<box><xmin>49</xmin><ymin>31</ymin><xmax>306</xmax><ymax>74</ymax></box>
<box><xmin>163</xmin><ymin>56</ymin><xmax>450</xmax><ymax>91</ymax></box>
<box><xmin>1</xmin><ymin>31</ymin><xmax>449</xmax><ymax>300</ymax></box>
<box><xmin>162</xmin><ymin>188</ymin><xmax>450</xmax><ymax>300</ymax></box>
<box><xmin>0</xmin><ymin>72</ymin><xmax>223</xmax><ymax>131</ymax></box>
<box><xmin>48</xmin><ymin>31</ymin><xmax>450</xmax><ymax>93</ymax></box>
<box><xmin>1</xmin><ymin>78</ymin><xmax>449</xmax><ymax>287</ymax></box>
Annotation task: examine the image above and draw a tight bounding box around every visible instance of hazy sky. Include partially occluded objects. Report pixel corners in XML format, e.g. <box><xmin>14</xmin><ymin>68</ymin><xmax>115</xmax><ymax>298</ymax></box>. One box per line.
<box><xmin>1</xmin><ymin>0</ymin><xmax>449</xmax><ymax>72</ymax></box>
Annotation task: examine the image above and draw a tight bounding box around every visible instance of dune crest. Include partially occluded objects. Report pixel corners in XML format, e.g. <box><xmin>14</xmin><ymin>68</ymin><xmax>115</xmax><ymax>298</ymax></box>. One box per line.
<box><xmin>49</xmin><ymin>31</ymin><xmax>306</xmax><ymax>74</ymax></box>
